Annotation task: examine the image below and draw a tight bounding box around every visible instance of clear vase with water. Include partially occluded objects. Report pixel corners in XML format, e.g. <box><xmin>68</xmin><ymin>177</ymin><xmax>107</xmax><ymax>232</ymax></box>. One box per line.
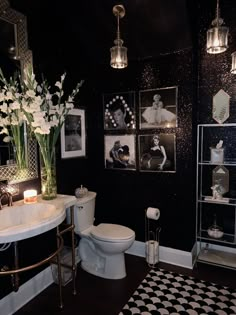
<box><xmin>39</xmin><ymin>146</ymin><xmax>57</xmax><ymax>200</ymax></box>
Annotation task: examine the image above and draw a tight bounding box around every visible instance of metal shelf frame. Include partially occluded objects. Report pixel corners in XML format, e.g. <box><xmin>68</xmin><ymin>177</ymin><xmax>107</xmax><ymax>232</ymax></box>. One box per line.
<box><xmin>196</xmin><ymin>124</ymin><xmax>236</xmax><ymax>269</ymax></box>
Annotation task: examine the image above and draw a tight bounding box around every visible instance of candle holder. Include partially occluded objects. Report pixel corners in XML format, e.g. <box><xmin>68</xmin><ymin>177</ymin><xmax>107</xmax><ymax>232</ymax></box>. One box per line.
<box><xmin>24</xmin><ymin>190</ymin><xmax>37</xmax><ymax>204</ymax></box>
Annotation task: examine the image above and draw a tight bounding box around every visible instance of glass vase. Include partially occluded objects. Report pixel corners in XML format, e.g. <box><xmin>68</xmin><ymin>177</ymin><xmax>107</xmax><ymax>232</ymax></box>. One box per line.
<box><xmin>13</xmin><ymin>144</ymin><xmax>27</xmax><ymax>170</ymax></box>
<box><xmin>39</xmin><ymin>146</ymin><xmax>57</xmax><ymax>200</ymax></box>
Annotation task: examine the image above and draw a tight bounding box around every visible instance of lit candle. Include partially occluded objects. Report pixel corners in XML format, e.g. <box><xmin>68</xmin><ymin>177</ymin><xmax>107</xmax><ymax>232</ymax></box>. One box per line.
<box><xmin>24</xmin><ymin>190</ymin><xmax>37</xmax><ymax>204</ymax></box>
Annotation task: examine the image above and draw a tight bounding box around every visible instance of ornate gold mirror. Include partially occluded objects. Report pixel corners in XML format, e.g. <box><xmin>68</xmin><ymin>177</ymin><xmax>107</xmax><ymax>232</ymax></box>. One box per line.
<box><xmin>0</xmin><ymin>0</ymin><xmax>38</xmax><ymax>183</ymax></box>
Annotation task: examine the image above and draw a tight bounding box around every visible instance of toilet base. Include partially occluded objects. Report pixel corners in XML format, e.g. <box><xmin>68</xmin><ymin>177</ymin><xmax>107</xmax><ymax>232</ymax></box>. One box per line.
<box><xmin>80</xmin><ymin>253</ymin><xmax>127</xmax><ymax>280</ymax></box>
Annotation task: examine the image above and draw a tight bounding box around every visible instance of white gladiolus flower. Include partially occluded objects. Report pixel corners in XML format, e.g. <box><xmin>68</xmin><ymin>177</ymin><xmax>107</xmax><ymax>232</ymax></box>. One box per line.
<box><xmin>10</xmin><ymin>101</ymin><xmax>21</xmax><ymax>110</ymax></box>
<box><xmin>0</xmin><ymin>93</ymin><xmax>5</xmax><ymax>102</ymax></box>
<box><xmin>0</xmin><ymin>127</ymin><xmax>9</xmax><ymax>135</ymax></box>
<box><xmin>55</xmin><ymin>81</ymin><xmax>62</xmax><ymax>89</ymax></box>
<box><xmin>3</xmin><ymin>135</ymin><xmax>12</xmax><ymax>142</ymax></box>
<box><xmin>32</xmin><ymin>111</ymin><xmax>47</xmax><ymax>123</ymax></box>
<box><xmin>50</xmin><ymin>119</ymin><xmax>59</xmax><ymax>127</ymax></box>
<box><xmin>26</xmin><ymin>90</ymin><xmax>36</xmax><ymax>98</ymax></box>
<box><xmin>61</xmin><ymin>73</ymin><xmax>66</xmax><ymax>82</ymax></box>
<box><xmin>35</xmin><ymin>96</ymin><xmax>44</xmax><ymax>106</ymax></box>
<box><xmin>65</xmin><ymin>102</ymin><xmax>74</xmax><ymax>109</ymax></box>
<box><xmin>6</xmin><ymin>91</ymin><xmax>13</xmax><ymax>100</ymax></box>
<box><xmin>11</xmin><ymin>117</ymin><xmax>20</xmax><ymax>125</ymax></box>
<box><xmin>37</xmin><ymin>85</ymin><xmax>42</xmax><ymax>93</ymax></box>
<box><xmin>34</xmin><ymin>124</ymin><xmax>51</xmax><ymax>134</ymax></box>
<box><xmin>0</xmin><ymin>102</ymin><xmax>8</xmax><ymax>113</ymax></box>
<box><xmin>0</xmin><ymin>65</ymin><xmax>83</xmax><ymax>179</ymax></box>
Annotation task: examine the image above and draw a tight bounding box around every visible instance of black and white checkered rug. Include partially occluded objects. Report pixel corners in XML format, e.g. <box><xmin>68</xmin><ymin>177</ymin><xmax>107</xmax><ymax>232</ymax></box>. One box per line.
<box><xmin>119</xmin><ymin>269</ymin><xmax>236</xmax><ymax>315</ymax></box>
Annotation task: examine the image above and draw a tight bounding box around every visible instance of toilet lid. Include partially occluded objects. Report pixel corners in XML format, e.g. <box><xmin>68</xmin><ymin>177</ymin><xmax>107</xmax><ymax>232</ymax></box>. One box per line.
<box><xmin>91</xmin><ymin>223</ymin><xmax>135</xmax><ymax>242</ymax></box>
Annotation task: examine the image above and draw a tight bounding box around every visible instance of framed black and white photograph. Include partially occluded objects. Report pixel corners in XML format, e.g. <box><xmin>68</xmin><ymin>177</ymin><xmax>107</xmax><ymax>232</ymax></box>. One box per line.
<box><xmin>139</xmin><ymin>87</ymin><xmax>178</xmax><ymax>129</ymax></box>
<box><xmin>105</xmin><ymin>135</ymin><xmax>136</xmax><ymax>170</ymax></box>
<box><xmin>61</xmin><ymin>108</ymin><xmax>86</xmax><ymax>159</ymax></box>
<box><xmin>103</xmin><ymin>91</ymin><xmax>135</xmax><ymax>130</ymax></box>
<box><xmin>138</xmin><ymin>133</ymin><xmax>176</xmax><ymax>172</ymax></box>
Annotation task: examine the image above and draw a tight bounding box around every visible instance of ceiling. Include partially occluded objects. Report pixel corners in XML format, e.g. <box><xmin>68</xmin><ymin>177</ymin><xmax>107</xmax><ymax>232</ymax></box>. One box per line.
<box><xmin>10</xmin><ymin>0</ymin><xmax>193</xmax><ymax>67</ymax></box>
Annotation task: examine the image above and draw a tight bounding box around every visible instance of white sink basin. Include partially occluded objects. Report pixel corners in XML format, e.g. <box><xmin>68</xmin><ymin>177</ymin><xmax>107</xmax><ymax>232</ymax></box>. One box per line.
<box><xmin>0</xmin><ymin>202</ymin><xmax>66</xmax><ymax>243</ymax></box>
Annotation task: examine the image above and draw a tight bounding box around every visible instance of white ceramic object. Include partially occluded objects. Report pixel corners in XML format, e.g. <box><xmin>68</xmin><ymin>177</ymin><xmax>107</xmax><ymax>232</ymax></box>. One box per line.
<box><xmin>71</xmin><ymin>191</ymin><xmax>135</xmax><ymax>279</ymax></box>
<box><xmin>0</xmin><ymin>202</ymin><xmax>65</xmax><ymax>243</ymax></box>
<box><xmin>75</xmin><ymin>185</ymin><xmax>88</xmax><ymax>198</ymax></box>
<box><xmin>207</xmin><ymin>228</ymin><xmax>224</xmax><ymax>239</ymax></box>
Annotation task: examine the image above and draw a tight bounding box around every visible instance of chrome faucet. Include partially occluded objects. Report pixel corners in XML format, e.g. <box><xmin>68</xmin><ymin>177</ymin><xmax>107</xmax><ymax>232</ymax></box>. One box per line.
<box><xmin>0</xmin><ymin>192</ymin><xmax>13</xmax><ymax>210</ymax></box>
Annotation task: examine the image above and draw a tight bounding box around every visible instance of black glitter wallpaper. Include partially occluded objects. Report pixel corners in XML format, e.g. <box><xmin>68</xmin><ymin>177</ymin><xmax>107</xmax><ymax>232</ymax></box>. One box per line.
<box><xmin>2</xmin><ymin>0</ymin><xmax>236</xmax><ymax>300</ymax></box>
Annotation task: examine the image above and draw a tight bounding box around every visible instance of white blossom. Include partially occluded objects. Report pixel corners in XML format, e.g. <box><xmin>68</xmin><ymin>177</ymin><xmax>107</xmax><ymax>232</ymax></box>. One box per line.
<box><xmin>3</xmin><ymin>135</ymin><xmax>12</xmax><ymax>142</ymax></box>
<box><xmin>26</xmin><ymin>90</ymin><xmax>36</xmax><ymax>98</ymax></box>
<box><xmin>55</xmin><ymin>81</ymin><xmax>62</xmax><ymax>89</ymax></box>
<box><xmin>10</xmin><ymin>101</ymin><xmax>21</xmax><ymax>110</ymax></box>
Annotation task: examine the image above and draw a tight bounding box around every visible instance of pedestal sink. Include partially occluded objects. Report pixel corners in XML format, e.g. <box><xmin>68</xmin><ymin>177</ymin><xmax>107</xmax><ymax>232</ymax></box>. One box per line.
<box><xmin>0</xmin><ymin>202</ymin><xmax>66</xmax><ymax>243</ymax></box>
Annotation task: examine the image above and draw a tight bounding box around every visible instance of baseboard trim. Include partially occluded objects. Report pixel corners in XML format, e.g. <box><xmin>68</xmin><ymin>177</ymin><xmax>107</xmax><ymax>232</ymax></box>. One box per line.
<box><xmin>0</xmin><ymin>267</ymin><xmax>53</xmax><ymax>315</ymax></box>
<box><xmin>126</xmin><ymin>240</ymin><xmax>194</xmax><ymax>269</ymax></box>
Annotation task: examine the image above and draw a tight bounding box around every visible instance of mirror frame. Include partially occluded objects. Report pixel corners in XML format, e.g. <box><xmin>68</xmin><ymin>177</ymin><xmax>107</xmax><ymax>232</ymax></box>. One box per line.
<box><xmin>0</xmin><ymin>0</ymin><xmax>38</xmax><ymax>184</ymax></box>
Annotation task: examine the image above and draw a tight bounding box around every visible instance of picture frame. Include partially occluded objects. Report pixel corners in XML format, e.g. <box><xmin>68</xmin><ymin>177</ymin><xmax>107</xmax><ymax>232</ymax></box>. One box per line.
<box><xmin>138</xmin><ymin>133</ymin><xmax>176</xmax><ymax>172</ymax></box>
<box><xmin>103</xmin><ymin>91</ymin><xmax>136</xmax><ymax>130</ymax></box>
<box><xmin>61</xmin><ymin>108</ymin><xmax>86</xmax><ymax>159</ymax></box>
<box><xmin>139</xmin><ymin>86</ymin><xmax>178</xmax><ymax>129</ymax></box>
<box><xmin>104</xmin><ymin>134</ymin><xmax>136</xmax><ymax>170</ymax></box>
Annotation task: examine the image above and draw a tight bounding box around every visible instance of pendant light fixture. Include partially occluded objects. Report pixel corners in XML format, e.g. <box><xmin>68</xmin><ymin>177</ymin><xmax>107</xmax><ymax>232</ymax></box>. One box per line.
<box><xmin>231</xmin><ymin>52</ymin><xmax>236</xmax><ymax>74</ymax></box>
<box><xmin>206</xmin><ymin>0</ymin><xmax>229</xmax><ymax>54</ymax></box>
<box><xmin>110</xmin><ymin>4</ymin><xmax>128</xmax><ymax>69</ymax></box>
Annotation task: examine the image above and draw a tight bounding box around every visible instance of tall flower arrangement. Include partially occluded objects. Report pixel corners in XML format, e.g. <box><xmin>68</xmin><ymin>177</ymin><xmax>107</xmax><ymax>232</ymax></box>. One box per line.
<box><xmin>0</xmin><ymin>66</ymin><xmax>83</xmax><ymax>199</ymax></box>
<box><xmin>0</xmin><ymin>70</ymin><xmax>27</xmax><ymax>170</ymax></box>
<box><xmin>21</xmin><ymin>67</ymin><xmax>84</xmax><ymax>199</ymax></box>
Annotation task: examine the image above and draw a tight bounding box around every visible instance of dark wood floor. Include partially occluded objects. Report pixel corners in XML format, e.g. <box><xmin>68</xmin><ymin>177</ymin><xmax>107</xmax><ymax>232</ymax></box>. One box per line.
<box><xmin>15</xmin><ymin>254</ymin><xmax>236</xmax><ymax>315</ymax></box>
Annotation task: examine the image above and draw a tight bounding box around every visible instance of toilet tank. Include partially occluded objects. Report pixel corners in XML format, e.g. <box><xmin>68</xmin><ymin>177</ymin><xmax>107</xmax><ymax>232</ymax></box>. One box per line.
<box><xmin>70</xmin><ymin>191</ymin><xmax>97</xmax><ymax>234</ymax></box>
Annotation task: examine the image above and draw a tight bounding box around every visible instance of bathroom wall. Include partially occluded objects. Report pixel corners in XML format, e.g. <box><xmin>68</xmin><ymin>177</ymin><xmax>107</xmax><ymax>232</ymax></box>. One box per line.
<box><xmin>56</xmin><ymin>50</ymin><xmax>196</xmax><ymax>252</ymax></box>
<box><xmin>1</xmin><ymin>0</ymin><xmax>236</xmax><ymax>301</ymax></box>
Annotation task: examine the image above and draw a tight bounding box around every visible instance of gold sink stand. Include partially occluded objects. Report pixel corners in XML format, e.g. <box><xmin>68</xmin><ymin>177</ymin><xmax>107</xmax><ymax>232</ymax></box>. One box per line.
<box><xmin>0</xmin><ymin>205</ymin><xmax>77</xmax><ymax>310</ymax></box>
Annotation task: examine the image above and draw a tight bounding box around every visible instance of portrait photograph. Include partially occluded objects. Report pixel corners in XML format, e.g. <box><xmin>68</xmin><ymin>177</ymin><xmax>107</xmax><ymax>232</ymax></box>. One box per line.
<box><xmin>61</xmin><ymin>108</ymin><xmax>86</xmax><ymax>159</ymax></box>
<box><xmin>138</xmin><ymin>133</ymin><xmax>176</xmax><ymax>172</ymax></box>
<box><xmin>104</xmin><ymin>134</ymin><xmax>136</xmax><ymax>170</ymax></box>
<box><xmin>103</xmin><ymin>91</ymin><xmax>136</xmax><ymax>130</ymax></box>
<box><xmin>139</xmin><ymin>86</ymin><xmax>178</xmax><ymax>129</ymax></box>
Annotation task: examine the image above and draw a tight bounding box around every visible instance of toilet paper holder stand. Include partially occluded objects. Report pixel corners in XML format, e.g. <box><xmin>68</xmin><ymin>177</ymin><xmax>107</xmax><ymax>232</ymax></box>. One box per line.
<box><xmin>145</xmin><ymin>209</ymin><xmax>161</xmax><ymax>268</ymax></box>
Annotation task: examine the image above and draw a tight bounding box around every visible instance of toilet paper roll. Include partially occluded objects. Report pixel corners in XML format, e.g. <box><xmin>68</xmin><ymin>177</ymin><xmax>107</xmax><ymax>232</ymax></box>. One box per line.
<box><xmin>145</xmin><ymin>241</ymin><xmax>159</xmax><ymax>265</ymax></box>
<box><xmin>146</xmin><ymin>207</ymin><xmax>160</xmax><ymax>220</ymax></box>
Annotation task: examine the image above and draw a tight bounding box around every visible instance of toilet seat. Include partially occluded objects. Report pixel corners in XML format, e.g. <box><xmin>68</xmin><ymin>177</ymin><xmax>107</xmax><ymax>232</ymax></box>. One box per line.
<box><xmin>91</xmin><ymin>223</ymin><xmax>135</xmax><ymax>243</ymax></box>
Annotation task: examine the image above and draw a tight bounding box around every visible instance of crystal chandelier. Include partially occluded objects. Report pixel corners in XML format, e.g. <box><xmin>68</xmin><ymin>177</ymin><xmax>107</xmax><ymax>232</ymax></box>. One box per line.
<box><xmin>231</xmin><ymin>52</ymin><xmax>236</xmax><ymax>74</ymax></box>
<box><xmin>206</xmin><ymin>0</ymin><xmax>229</xmax><ymax>54</ymax></box>
<box><xmin>110</xmin><ymin>4</ymin><xmax>128</xmax><ymax>69</ymax></box>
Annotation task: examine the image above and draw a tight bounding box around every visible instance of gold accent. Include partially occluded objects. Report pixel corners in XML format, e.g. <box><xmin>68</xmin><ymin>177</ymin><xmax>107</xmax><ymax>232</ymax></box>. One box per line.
<box><xmin>112</xmin><ymin>4</ymin><xmax>125</xmax><ymax>18</ymax></box>
<box><xmin>0</xmin><ymin>205</ymin><xmax>77</xmax><ymax>308</ymax></box>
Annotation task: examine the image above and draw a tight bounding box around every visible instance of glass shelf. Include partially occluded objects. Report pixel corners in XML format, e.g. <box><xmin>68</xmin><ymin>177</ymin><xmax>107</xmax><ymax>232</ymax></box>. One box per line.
<box><xmin>196</xmin><ymin>124</ymin><xmax>236</xmax><ymax>270</ymax></box>
<box><xmin>197</xmin><ymin>196</ymin><xmax>236</xmax><ymax>206</ymax></box>
<box><xmin>197</xmin><ymin>230</ymin><xmax>236</xmax><ymax>245</ymax></box>
<box><xmin>198</xmin><ymin>160</ymin><xmax>236</xmax><ymax>166</ymax></box>
<box><xmin>198</xmin><ymin>248</ymin><xmax>236</xmax><ymax>269</ymax></box>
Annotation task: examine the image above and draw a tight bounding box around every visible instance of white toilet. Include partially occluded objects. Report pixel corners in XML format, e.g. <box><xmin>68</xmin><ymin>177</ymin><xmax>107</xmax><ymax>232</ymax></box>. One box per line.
<box><xmin>72</xmin><ymin>191</ymin><xmax>135</xmax><ymax>279</ymax></box>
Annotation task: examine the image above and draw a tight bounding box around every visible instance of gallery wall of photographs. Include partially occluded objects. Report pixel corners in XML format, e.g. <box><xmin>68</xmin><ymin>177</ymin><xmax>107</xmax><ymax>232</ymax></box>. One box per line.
<box><xmin>103</xmin><ymin>87</ymin><xmax>178</xmax><ymax>173</ymax></box>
